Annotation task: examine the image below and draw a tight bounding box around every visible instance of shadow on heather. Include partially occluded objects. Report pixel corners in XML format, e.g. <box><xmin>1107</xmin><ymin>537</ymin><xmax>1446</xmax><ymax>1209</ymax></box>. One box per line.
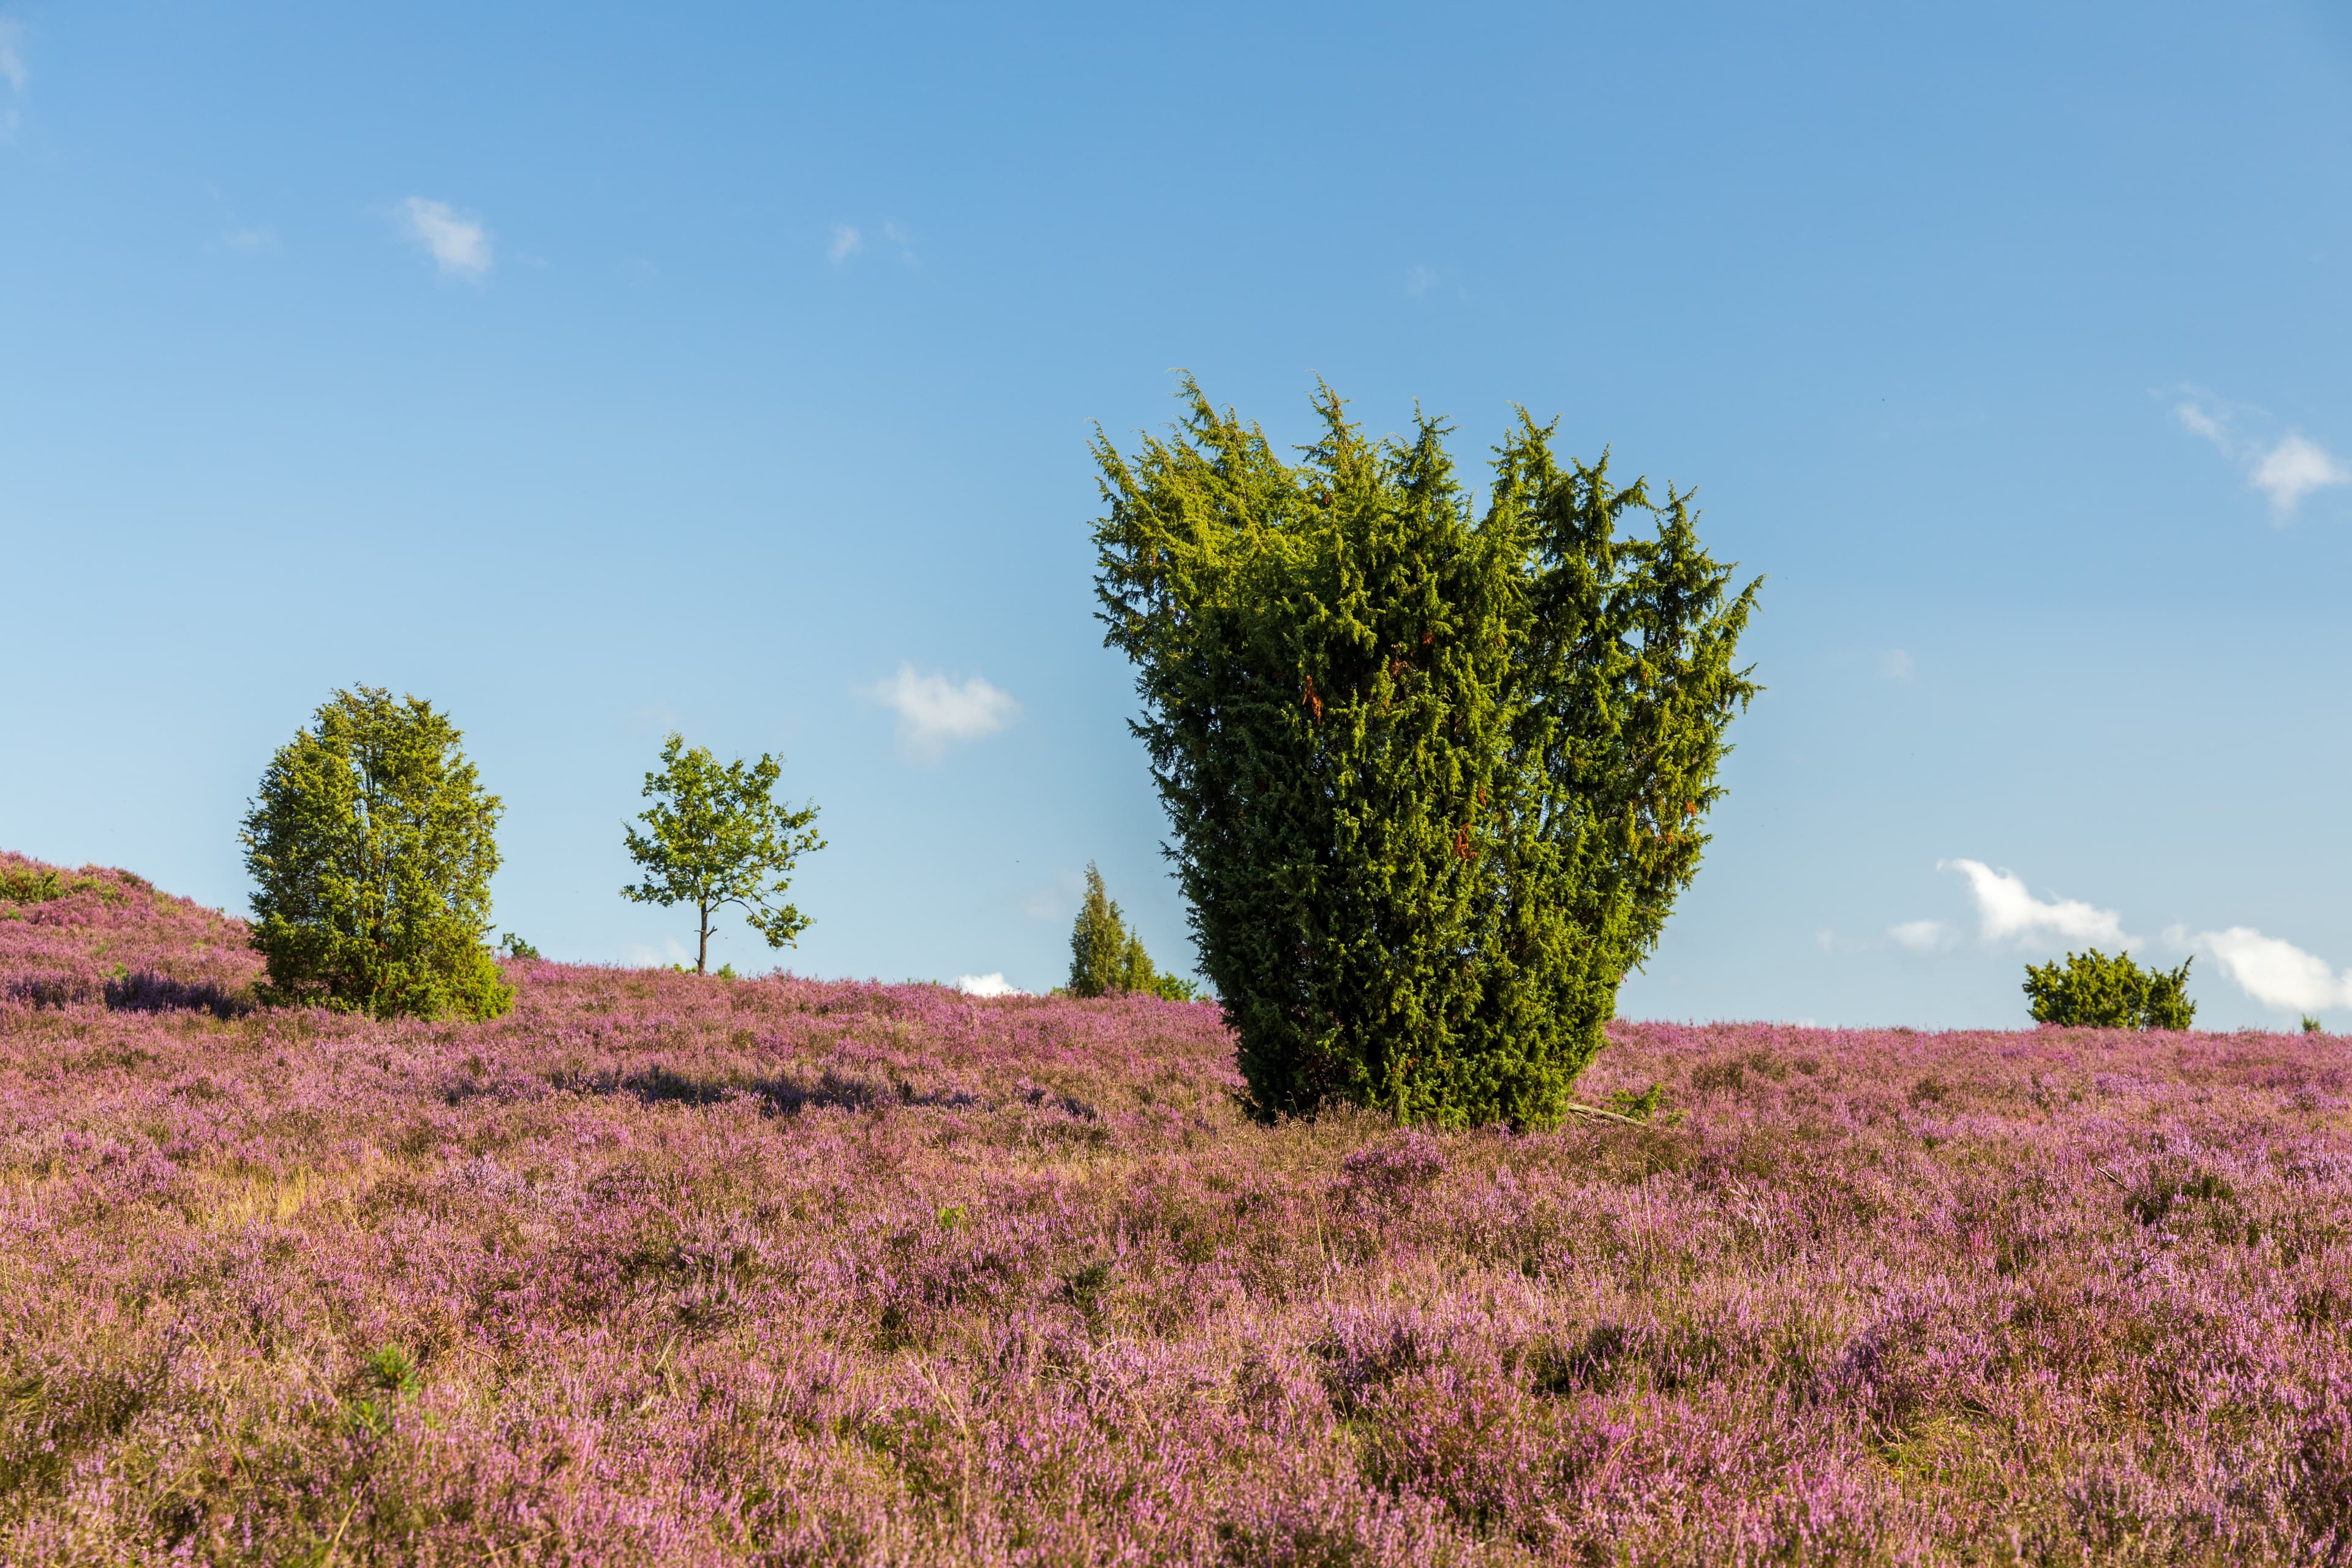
<box><xmin>552</xmin><ymin>1063</ymin><xmax>1001</xmax><ymax>1117</ymax></box>
<box><xmin>103</xmin><ymin>970</ymin><xmax>252</xmax><ymax>1020</ymax></box>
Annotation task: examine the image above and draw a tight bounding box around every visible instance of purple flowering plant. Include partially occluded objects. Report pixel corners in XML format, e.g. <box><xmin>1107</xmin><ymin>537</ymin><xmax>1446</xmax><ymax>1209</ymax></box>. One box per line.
<box><xmin>2</xmin><ymin>850</ymin><xmax>2349</xmax><ymax>1563</ymax></box>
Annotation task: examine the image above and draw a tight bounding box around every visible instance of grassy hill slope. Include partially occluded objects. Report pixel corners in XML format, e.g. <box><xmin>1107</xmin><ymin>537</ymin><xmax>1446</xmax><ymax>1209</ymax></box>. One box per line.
<box><xmin>2</xmin><ymin>853</ymin><xmax>2348</xmax><ymax>1564</ymax></box>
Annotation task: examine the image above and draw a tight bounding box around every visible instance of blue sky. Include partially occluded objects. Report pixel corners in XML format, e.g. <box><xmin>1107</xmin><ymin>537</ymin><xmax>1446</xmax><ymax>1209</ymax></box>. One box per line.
<box><xmin>6</xmin><ymin>1</ymin><xmax>2350</xmax><ymax>1027</ymax></box>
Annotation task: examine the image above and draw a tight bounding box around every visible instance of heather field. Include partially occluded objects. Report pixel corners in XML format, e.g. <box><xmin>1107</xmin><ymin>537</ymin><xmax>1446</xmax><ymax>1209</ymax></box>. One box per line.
<box><xmin>5</xmin><ymin>854</ymin><xmax>2351</xmax><ymax>1566</ymax></box>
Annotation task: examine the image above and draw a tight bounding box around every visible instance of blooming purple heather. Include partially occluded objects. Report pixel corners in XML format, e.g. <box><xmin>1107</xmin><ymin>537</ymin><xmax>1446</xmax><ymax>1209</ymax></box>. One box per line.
<box><xmin>2</xmin><ymin>850</ymin><xmax>2349</xmax><ymax>1563</ymax></box>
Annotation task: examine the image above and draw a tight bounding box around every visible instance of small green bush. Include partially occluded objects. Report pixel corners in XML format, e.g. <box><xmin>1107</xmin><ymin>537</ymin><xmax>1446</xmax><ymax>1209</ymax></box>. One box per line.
<box><xmin>2022</xmin><ymin>948</ymin><xmax>2195</xmax><ymax>1030</ymax></box>
<box><xmin>0</xmin><ymin>867</ymin><xmax>121</xmax><ymax>906</ymax></box>
<box><xmin>2303</xmin><ymin>1015</ymin><xmax>2324</xmax><ymax>1035</ymax></box>
<box><xmin>499</xmin><ymin>932</ymin><xmax>541</xmax><ymax>960</ymax></box>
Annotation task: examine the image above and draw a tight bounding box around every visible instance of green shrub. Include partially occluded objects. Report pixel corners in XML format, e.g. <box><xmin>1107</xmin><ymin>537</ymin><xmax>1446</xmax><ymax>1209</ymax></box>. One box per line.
<box><xmin>1607</xmin><ymin>1084</ymin><xmax>1677</xmax><ymax>1123</ymax></box>
<box><xmin>241</xmin><ymin>687</ymin><xmax>511</xmax><ymax>1022</ymax></box>
<box><xmin>499</xmin><ymin>932</ymin><xmax>541</xmax><ymax>960</ymax></box>
<box><xmin>1092</xmin><ymin>380</ymin><xmax>1758</xmax><ymax>1127</ymax></box>
<box><xmin>2304</xmin><ymin>1015</ymin><xmax>2324</xmax><ymax>1035</ymax></box>
<box><xmin>2022</xmin><ymin>948</ymin><xmax>2195</xmax><ymax>1030</ymax></box>
<box><xmin>0</xmin><ymin>867</ymin><xmax>121</xmax><ymax>907</ymax></box>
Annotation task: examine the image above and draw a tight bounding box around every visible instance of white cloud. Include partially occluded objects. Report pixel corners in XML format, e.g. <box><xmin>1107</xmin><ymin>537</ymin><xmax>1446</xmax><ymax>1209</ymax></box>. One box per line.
<box><xmin>225</xmin><ymin>225</ymin><xmax>277</xmax><ymax>252</ymax></box>
<box><xmin>1879</xmin><ymin>649</ymin><xmax>1914</xmax><ymax>680</ymax></box>
<box><xmin>831</xmin><ymin>222</ymin><xmax>914</xmax><ymax>265</ymax></box>
<box><xmin>1021</xmin><ymin>871</ymin><xmax>1087</xmax><ymax>922</ymax></box>
<box><xmin>0</xmin><ymin>20</ymin><xmax>26</xmax><ymax>92</ymax></box>
<box><xmin>864</xmin><ymin>663</ymin><xmax>1019</xmax><ymax>763</ymax></box>
<box><xmin>957</xmin><ymin>973</ymin><xmax>1023</xmax><ymax>997</ymax></box>
<box><xmin>2178</xmin><ymin>926</ymin><xmax>2352</xmax><ymax>1014</ymax></box>
<box><xmin>396</xmin><ymin>197</ymin><xmax>494</xmax><ymax>280</ymax></box>
<box><xmin>2250</xmin><ymin>433</ymin><xmax>2351</xmax><ymax>513</ymax></box>
<box><xmin>1937</xmin><ymin>858</ymin><xmax>2135</xmax><ymax>949</ymax></box>
<box><xmin>2173</xmin><ymin>398</ymin><xmax>2231</xmax><ymax>451</ymax></box>
<box><xmin>1888</xmin><ymin>919</ymin><xmax>1948</xmax><ymax>953</ymax></box>
<box><xmin>2172</xmin><ymin>393</ymin><xmax>2348</xmax><ymax>516</ymax></box>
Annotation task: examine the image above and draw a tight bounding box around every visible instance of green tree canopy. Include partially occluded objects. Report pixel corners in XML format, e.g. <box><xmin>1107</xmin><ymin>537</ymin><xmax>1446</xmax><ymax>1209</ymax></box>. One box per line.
<box><xmin>241</xmin><ymin>687</ymin><xmax>511</xmax><ymax>1020</ymax></box>
<box><xmin>1093</xmin><ymin>380</ymin><xmax>1758</xmax><ymax>1126</ymax></box>
<box><xmin>620</xmin><ymin>734</ymin><xmax>824</xmax><ymax>974</ymax></box>
<box><xmin>2023</xmin><ymin>949</ymin><xmax>2195</xmax><ymax>1030</ymax></box>
<box><xmin>1066</xmin><ymin>862</ymin><xmax>1197</xmax><ymax>1000</ymax></box>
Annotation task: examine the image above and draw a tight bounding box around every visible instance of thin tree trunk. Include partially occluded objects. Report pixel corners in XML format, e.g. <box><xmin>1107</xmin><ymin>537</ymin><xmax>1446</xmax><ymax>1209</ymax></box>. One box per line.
<box><xmin>698</xmin><ymin>900</ymin><xmax>710</xmax><ymax>974</ymax></box>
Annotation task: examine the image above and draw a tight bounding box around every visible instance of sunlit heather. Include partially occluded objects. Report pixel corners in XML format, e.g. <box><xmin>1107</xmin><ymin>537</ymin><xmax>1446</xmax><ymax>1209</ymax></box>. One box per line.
<box><xmin>4</xmin><ymin>850</ymin><xmax>2350</xmax><ymax>1561</ymax></box>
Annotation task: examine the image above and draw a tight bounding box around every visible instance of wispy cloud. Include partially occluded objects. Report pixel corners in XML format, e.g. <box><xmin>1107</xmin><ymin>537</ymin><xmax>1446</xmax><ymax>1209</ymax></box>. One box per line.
<box><xmin>864</xmin><ymin>664</ymin><xmax>1019</xmax><ymax>763</ymax></box>
<box><xmin>830</xmin><ymin>222</ymin><xmax>914</xmax><ymax>266</ymax></box>
<box><xmin>1879</xmin><ymin>649</ymin><xmax>1914</xmax><ymax>680</ymax></box>
<box><xmin>395</xmin><ymin>196</ymin><xmax>494</xmax><ymax>280</ymax></box>
<box><xmin>627</xmin><ymin>937</ymin><xmax>695</xmax><ymax>969</ymax></box>
<box><xmin>2172</xmin><ymin>391</ymin><xmax>2350</xmax><ymax>516</ymax></box>
<box><xmin>204</xmin><ymin>185</ymin><xmax>277</xmax><ymax>253</ymax></box>
<box><xmin>0</xmin><ymin>16</ymin><xmax>24</xmax><ymax>137</ymax></box>
<box><xmin>1021</xmin><ymin>871</ymin><xmax>1087</xmax><ymax>922</ymax></box>
<box><xmin>0</xmin><ymin>18</ymin><xmax>26</xmax><ymax>93</ymax></box>
<box><xmin>1930</xmin><ymin>859</ymin><xmax>2135</xmax><ymax>949</ymax></box>
<box><xmin>957</xmin><ymin>973</ymin><xmax>1024</xmax><ymax>997</ymax></box>
<box><xmin>1888</xmin><ymin>919</ymin><xmax>1949</xmax><ymax>953</ymax></box>
<box><xmin>2170</xmin><ymin>925</ymin><xmax>2352</xmax><ymax>1014</ymax></box>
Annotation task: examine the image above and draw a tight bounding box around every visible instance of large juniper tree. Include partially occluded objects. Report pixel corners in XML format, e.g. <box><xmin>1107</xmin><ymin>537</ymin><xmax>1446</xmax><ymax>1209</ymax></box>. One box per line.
<box><xmin>1093</xmin><ymin>380</ymin><xmax>1759</xmax><ymax>1127</ymax></box>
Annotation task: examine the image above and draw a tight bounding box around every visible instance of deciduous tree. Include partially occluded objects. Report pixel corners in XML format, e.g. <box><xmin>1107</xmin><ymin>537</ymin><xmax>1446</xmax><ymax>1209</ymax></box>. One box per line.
<box><xmin>620</xmin><ymin>734</ymin><xmax>824</xmax><ymax>974</ymax></box>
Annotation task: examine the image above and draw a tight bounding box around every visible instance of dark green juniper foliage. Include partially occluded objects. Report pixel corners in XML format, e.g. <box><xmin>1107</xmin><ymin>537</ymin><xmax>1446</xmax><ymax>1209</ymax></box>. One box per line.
<box><xmin>1093</xmin><ymin>380</ymin><xmax>1759</xmax><ymax>1127</ymax></box>
<box><xmin>620</xmin><ymin>734</ymin><xmax>824</xmax><ymax>974</ymax></box>
<box><xmin>241</xmin><ymin>687</ymin><xmax>511</xmax><ymax>1021</ymax></box>
<box><xmin>1066</xmin><ymin>862</ymin><xmax>1199</xmax><ymax>1001</ymax></box>
<box><xmin>2022</xmin><ymin>948</ymin><xmax>2196</xmax><ymax>1030</ymax></box>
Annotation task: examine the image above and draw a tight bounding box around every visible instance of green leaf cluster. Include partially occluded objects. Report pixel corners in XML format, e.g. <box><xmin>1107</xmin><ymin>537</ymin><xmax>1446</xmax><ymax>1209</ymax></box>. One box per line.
<box><xmin>1066</xmin><ymin>862</ymin><xmax>1199</xmax><ymax>1001</ymax></box>
<box><xmin>1093</xmin><ymin>380</ymin><xmax>1758</xmax><ymax>1127</ymax></box>
<box><xmin>620</xmin><ymin>734</ymin><xmax>824</xmax><ymax>974</ymax></box>
<box><xmin>2022</xmin><ymin>948</ymin><xmax>2196</xmax><ymax>1030</ymax></box>
<box><xmin>0</xmin><ymin>867</ymin><xmax>121</xmax><ymax>908</ymax></box>
<box><xmin>241</xmin><ymin>687</ymin><xmax>511</xmax><ymax>1021</ymax></box>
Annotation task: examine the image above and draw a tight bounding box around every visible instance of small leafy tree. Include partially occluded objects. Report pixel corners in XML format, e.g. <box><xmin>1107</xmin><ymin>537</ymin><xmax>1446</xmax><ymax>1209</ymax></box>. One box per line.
<box><xmin>620</xmin><ymin>734</ymin><xmax>824</xmax><ymax>974</ymax></box>
<box><xmin>241</xmin><ymin>687</ymin><xmax>511</xmax><ymax>1020</ymax></box>
<box><xmin>1093</xmin><ymin>380</ymin><xmax>1758</xmax><ymax>1126</ymax></box>
<box><xmin>1066</xmin><ymin>863</ymin><xmax>1199</xmax><ymax>1000</ymax></box>
<box><xmin>2022</xmin><ymin>949</ymin><xmax>2195</xmax><ymax>1030</ymax></box>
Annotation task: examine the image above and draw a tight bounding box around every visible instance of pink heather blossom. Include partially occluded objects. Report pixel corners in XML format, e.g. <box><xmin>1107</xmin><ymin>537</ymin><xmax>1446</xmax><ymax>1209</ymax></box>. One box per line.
<box><xmin>2</xmin><ymin>850</ymin><xmax>2348</xmax><ymax>1563</ymax></box>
